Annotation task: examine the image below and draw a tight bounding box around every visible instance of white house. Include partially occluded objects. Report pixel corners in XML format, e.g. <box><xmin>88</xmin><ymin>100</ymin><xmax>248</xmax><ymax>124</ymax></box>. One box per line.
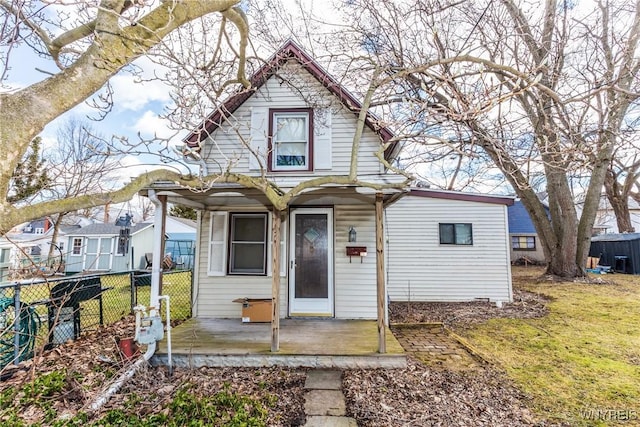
<box><xmin>142</xmin><ymin>41</ymin><xmax>513</xmax><ymax>352</ymax></box>
<box><xmin>64</xmin><ymin>221</ymin><xmax>154</xmax><ymax>273</ymax></box>
<box><xmin>0</xmin><ymin>218</ymin><xmax>76</xmax><ymax>281</ymax></box>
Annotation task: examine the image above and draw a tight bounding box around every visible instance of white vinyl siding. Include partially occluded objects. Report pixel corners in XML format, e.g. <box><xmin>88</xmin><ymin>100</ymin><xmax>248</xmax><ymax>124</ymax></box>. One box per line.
<box><xmin>386</xmin><ymin>196</ymin><xmax>512</xmax><ymax>303</ymax></box>
<box><xmin>334</xmin><ymin>205</ymin><xmax>377</xmax><ymax>319</ymax></box>
<box><xmin>201</xmin><ymin>61</ymin><xmax>382</xmax><ymax>180</ymax></box>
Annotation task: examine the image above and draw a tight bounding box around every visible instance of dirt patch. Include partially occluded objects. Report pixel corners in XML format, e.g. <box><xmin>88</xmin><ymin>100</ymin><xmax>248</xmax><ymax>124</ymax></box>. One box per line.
<box><xmin>390</xmin><ymin>289</ymin><xmax>550</xmax><ymax>327</ymax></box>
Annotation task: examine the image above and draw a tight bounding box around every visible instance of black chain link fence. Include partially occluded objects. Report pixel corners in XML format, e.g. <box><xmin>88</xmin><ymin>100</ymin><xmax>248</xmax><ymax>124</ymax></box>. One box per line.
<box><xmin>0</xmin><ymin>269</ymin><xmax>192</xmax><ymax>370</ymax></box>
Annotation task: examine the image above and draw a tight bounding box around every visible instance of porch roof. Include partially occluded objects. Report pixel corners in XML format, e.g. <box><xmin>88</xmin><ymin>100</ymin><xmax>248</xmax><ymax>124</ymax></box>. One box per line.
<box><xmin>142</xmin><ymin>177</ymin><xmax>407</xmax><ymax>209</ymax></box>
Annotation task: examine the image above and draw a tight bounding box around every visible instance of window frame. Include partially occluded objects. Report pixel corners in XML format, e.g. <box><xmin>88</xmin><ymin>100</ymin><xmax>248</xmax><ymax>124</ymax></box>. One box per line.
<box><xmin>439</xmin><ymin>223</ymin><xmax>473</xmax><ymax>245</ymax></box>
<box><xmin>268</xmin><ymin>108</ymin><xmax>314</xmax><ymax>172</ymax></box>
<box><xmin>71</xmin><ymin>238</ymin><xmax>83</xmax><ymax>255</ymax></box>
<box><xmin>227</xmin><ymin>212</ymin><xmax>269</xmax><ymax>276</ymax></box>
<box><xmin>512</xmin><ymin>235</ymin><xmax>536</xmax><ymax>251</ymax></box>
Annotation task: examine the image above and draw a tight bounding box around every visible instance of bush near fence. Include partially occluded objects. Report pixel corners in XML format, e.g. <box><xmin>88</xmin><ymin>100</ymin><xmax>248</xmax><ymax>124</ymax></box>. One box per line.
<box><xmin>0</xmin><ymin>270</ymin><xmax>192</xmax><ymax>370</ymax></box>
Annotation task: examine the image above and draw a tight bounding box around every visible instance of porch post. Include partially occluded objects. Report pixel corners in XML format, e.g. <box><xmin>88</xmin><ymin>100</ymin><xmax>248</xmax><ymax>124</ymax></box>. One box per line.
<box><xmin>271</xmin><ymin>208</ymin><xmax>282</xmax><ymax>352</ymax></box>
<box><xmin>375</xmin><ymin>193</ymin><xmax>386</xmax><ymax>353</ymax></box>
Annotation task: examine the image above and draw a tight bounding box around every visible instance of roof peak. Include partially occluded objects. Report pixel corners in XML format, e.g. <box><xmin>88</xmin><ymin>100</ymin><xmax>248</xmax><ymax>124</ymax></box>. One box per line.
<box><xmin>184</xmin><ymin>41</ymin><xmax>397</xmax><ymax>160</ymax></box>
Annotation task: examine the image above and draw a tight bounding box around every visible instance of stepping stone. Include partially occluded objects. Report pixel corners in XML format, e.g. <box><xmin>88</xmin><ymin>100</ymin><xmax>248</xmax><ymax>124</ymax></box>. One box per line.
<box><xmin>305</xmin><ymin>389</ymin><xmax>346</xmax><ymax>416</ymax></box>
<box><xmin>304</xmin><ymin>416</ymin><xmax>358</xmax><ymax>426</ymax></box>
<box><xmin>305</xmin><ymin>369</ymin><xmax>342</xmax><ymax>390</ymax></box>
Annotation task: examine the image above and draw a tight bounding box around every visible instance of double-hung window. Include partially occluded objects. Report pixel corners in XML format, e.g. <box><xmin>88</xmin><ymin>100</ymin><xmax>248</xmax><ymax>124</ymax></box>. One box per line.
<box><xmin>270</xmin><ymin>109</ymin><xmax>312</xmax><ymax>171</ymax></box>
<box><xmin>229</xmin><ymin>213</ymin><xmax>268</xmax><ymax>275</ymax></box>
<box><xmin>439</xmin><ymin>223</ymin><xmax>473</xmax><ymax>245</ymax></box>
<box><xmin>72</xmin><ymin>238</ymin><xmax>83</xmax><ymax>255</ymax></box>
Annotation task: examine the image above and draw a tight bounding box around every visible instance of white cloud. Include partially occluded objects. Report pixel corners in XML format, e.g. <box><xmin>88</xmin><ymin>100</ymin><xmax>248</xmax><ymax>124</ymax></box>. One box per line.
<box><xmin>110</xmin><ymin>74</ymin><xmax>172</xmax><ymax>111</ymax></box>
<box><xmin>130</xmin><ymin>110</ymin><xmax>180</xmax><ymax>140</ymax></box>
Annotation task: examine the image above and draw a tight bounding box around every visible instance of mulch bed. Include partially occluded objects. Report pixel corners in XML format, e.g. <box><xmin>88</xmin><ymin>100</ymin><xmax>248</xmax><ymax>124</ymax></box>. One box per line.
<box><xmin>389</xmin><ymin>289</ymin><xmax>550</xmax><ymax>327</ymax></box>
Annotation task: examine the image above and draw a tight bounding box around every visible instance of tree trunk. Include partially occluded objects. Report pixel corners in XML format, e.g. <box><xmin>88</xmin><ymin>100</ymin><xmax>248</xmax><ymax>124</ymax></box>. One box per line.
<box><xmin>604</xmin><ymin>168</ymin><xmax>635</xmax><ymax>233</ymax></box>
<box><xmin>47</xmin><ymin>214</ymin><xmax>65</xmax><ymax>259</ymax></box>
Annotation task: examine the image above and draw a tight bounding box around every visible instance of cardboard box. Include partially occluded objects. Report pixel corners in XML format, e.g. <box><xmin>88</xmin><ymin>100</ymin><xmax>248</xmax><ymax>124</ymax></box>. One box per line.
<box><xmin>232</xmin><ymin>298</ymin><xmax>272</xmax><ymax>323</ymax></box>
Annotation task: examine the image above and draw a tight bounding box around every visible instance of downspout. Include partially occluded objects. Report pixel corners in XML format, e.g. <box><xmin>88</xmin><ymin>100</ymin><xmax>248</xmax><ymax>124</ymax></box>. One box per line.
<box><xmin>88</xmin><ymin>341</ymin><xmax>156</xmax><ymax>412</ymax></box>
<box><xmin>148</xmin><ymin>189</ymin><xmax>164</xmax><ymax>311</ymax></box>
<box><xmin>183</xmin><ymin>153</ymin><xmax>208</xmax><ymax>177</ymax></box>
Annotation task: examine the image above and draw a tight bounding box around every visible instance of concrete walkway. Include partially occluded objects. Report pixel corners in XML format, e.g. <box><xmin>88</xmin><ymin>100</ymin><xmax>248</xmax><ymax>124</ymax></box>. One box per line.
<box><xmin>303</xmin><ymin>369</ymin><xmax>357</xmax><ymax>427</ymax></box>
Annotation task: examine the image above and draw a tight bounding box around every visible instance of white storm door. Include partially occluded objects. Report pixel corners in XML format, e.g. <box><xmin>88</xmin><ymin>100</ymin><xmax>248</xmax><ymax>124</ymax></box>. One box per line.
<box><xmin>289</xmin><ymin>208</ymin><xmax>334</xmax><ymax>316</ymax></box>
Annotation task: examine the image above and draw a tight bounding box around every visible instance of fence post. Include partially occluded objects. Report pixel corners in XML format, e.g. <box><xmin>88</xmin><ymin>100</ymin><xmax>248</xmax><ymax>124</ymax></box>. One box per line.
<box><xmin>129</xmin><ymin>271</ymin><xmax>135</xmax><ymax>313</ymax></box>
<box><xmin>13</xmin><ymin>283</ymin><xmax>21</xmax><ymax>364</ymax></box>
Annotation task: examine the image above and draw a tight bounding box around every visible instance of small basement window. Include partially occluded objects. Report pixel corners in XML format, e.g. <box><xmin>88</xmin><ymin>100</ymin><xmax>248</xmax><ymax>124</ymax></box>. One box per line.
<box><xmin>439</xmin><ymin>223</ymin><xmax>473</xmax><ymax>245</ymax></box>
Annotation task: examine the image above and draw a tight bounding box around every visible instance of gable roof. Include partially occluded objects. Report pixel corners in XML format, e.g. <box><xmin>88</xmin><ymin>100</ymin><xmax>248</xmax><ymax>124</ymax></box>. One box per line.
<box><xmin>508</xmin><ymin>201</ymin><xmax>536</xmax><ymax>233</ymax></box>
<box><xmin>184</xmin><ymin>40</ymin><xmax>399</xmax><ymax>161</ymax></box>
<box><xmin>69</xmin><ymin>222</ymin><xmax>152</xmax><ymax>237</ymax></box>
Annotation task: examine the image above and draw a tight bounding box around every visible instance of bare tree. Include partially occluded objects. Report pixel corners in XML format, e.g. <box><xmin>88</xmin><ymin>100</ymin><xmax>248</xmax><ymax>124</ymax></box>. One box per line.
<box><xmin>43</xmin><ymin>118</ymin><xmax>122</xmax><ymax>257</ymax></box>
<box><xmin>0</xmin><ymin>0</ymin><xmax>250</xmax><ymax>234</ymax></box>
<box><xmin>298</xmin><ymin>0</ymin><xmax>639</xmax><ymax>278</ymax></box>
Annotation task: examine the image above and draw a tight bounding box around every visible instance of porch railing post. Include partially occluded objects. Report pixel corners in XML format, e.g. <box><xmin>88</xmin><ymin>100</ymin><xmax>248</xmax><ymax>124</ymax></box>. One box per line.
<box><xmin>271</xmin><ymin>208</ymin><xmax>282</xmax><ymax>352</ymax></box>
<box><xmin>375</xmin><ymin>193</ymin><xmax>386</xmax><ymax>353</ymax></box>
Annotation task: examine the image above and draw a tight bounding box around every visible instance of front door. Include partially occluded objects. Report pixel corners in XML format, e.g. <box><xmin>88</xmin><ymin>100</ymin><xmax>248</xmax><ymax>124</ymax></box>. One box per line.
<box><xmin>289</xmin><ymin>208</ymin><xmax>334</xmax><ymax>316</ymax></box>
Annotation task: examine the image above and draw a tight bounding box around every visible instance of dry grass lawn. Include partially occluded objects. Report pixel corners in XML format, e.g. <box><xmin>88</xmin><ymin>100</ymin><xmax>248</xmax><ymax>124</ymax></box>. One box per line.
<box><xmin>459</xmin><ymin>266</ymin><xmax>640</xmax><ymax>426</ymax></box>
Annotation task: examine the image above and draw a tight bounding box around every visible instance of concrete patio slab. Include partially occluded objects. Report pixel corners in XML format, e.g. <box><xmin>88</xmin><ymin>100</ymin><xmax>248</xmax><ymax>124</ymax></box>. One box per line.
<box><xmin>152</xmin><ymin>318</ymin><xmax>406</xmax><ymax>369</ymax></box>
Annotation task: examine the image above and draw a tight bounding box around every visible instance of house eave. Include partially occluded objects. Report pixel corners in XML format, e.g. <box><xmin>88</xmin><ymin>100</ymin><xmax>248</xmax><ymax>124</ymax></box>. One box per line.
<box><xmin>407</xmin><ymin>188</ymin><xmax>515</xmax><ymax>206</ymax></box>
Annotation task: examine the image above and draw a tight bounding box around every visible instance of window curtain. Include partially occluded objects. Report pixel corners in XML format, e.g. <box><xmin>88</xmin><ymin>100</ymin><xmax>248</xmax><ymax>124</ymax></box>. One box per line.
<box><xmin>275</xmin><ymin>117</ymin><xmax>306</xmax><ymax>166</ymax></box>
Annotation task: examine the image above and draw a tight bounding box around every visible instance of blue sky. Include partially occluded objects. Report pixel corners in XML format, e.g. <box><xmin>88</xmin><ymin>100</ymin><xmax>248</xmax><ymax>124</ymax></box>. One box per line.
<box><xmin>4</xmin><ymin>43</ymin><xmax>188</xmax><ymax>178</ymax></box>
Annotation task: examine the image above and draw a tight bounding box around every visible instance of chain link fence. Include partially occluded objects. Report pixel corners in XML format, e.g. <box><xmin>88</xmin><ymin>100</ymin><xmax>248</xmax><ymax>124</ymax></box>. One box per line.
<box><xmin>0</xmin><ymin>269</ymin><xmax>192</xmax><ymax>370</ymax></box>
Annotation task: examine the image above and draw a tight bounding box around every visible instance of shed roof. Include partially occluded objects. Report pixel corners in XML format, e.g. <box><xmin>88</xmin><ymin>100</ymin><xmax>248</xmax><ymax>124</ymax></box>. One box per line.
<box><xmin>68</xmin><ymin>222</ymin><xmax>152</xmax><ymax>237</ymax></box>
<box><xmin>408</xmin><ymin>188</ymin><xmax>514</xmax><ymax>206</ymax></box>
<box><xmin>591</xmin><ymin>233</ymin><xmax>640</xmax><ymax>242</ymax></box>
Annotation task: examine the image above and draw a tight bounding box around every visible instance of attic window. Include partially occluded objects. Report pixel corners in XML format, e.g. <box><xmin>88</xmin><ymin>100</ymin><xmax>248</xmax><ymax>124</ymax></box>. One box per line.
<box><xmin>269</xmin><ymin>109</ymin><xmax>313</xmax><ymax>171</ymax></box>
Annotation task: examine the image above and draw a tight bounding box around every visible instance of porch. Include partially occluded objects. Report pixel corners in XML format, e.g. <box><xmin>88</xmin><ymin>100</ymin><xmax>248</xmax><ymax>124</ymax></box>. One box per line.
<box><xmin>152</xmin><ymin>318</ymin><xmax>407</xmax><ymax>369</ymax></box>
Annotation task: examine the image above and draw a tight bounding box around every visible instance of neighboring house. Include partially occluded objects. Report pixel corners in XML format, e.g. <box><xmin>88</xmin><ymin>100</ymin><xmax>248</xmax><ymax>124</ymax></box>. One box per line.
<box><xmin>507</xmin><ymin>200</ymin><xmax>547</xmax><ymax>263</ymax></box>
<box><xmin>142</xmin><ymin>42</ymin><xmax>513</xmax><ymax>350</ymax></box>
<box><xmin>593</xmin><ymin>195</ymin><xmax>640</xmax><ymax>234</ymax></box>
<box><xmin>64</xmin><ymin>222</ymin><xmax>154</xmax><ymax>273</ymax></box>
<box><xmin>0</xmin><ymin>218</ymin><xmax>76</xmax><ymax>281</ymax></box>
